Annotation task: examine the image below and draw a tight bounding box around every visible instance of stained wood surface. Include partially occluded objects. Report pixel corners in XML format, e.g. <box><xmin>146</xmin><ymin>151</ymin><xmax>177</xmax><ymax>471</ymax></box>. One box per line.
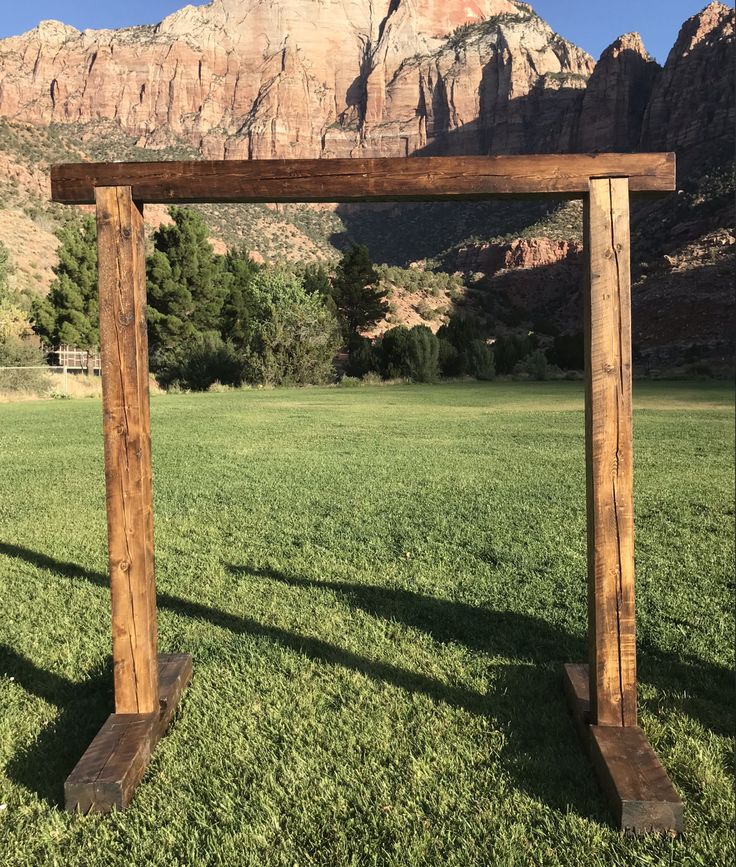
<box><xmin>591</xmin><ymin>725</ymin><xmax>683</xmax><ymax>834</ymax></box>
<box><xmin>96</xmin><ymin>186</ymin><xmax>158</xmax><ymax>715</ymax></box>
<box><xmin>51</xmin><ymin>153</ymin><xmax>676</xmax><ymax>204</ymax></box>
<box><xmin>563</xmin><ymin>664</ymin><xmax>683</xmax><ymax>834</ymax></box>
<box><xmin>584</xmin><ymin>177</ymin><xmax>637</xmax><ymax>728</ymax></box>
<box><xmin>65</xmin><ymin>653</ymin><xmax>192</xmax><ymax>813</ymax></box>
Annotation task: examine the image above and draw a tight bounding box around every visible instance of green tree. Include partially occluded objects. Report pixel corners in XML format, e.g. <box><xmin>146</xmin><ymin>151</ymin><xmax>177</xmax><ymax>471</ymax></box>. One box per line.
<box><xmin>242</xmin><ymin>269</ymin><xmax>340</xmax><ymax>386</ymax></box>
<box><xmin>378</xmin><ymin>325</ymin><xmax>440</xmax><ymax>382</ymax></box>
<box><xmin>31</xmin><ymin>217</ymin><xmax>99</xmax><ymax>373</ymax></box>
<box><xmin>330</xmin><ymin>245</ymin><xmax>387</xmax><ymax>343</ymax></box>
<box><xmin>220</xmin><ymin>249</ymin><xmax>260</xmax><ymax>348</ymax></box>
<box><xmin>302</xmin><ymin>263</ymin><xmax>332</xmax><ymax>299</ymax></box>
<box><xmin>146</xmin><ymin>208</ymin><xmax>227</xmax><ymax>361</ymax></box>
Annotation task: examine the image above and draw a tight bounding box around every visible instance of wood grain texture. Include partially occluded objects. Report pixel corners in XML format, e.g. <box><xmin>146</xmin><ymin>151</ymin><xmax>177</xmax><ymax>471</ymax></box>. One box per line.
<box><xmin>51</xmin><ymin>154</ymin><xmax>676</xmax><ymax>204</ymax></box>
<box><xmin>584</xmin><ymin>177</ymin><xmax>637</xmax><ymax>728</ymax></box>
<box><xmin>563</xmin><ymin>663</ymin><xmax>683</xmax><ymax>834</ymax></box>
<box><xmin>96</xmin><ymin>186</ymin><xmax>158</xmax><ymax>715</ymax></box>
<box><xmin>590</xmin><ymin>725</ymin><xmax>683</xmax><ymax>834</ymax></box>
<box><xmin>65</xmin><ymin>653</ymin><xmax>192</xmax><ymax>813</ymax></box>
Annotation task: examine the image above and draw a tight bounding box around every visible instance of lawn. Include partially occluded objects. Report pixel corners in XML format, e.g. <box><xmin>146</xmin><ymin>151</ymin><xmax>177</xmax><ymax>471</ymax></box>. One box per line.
<box><xmin>0</xmin><ymin>381</ymin><xmax>733</xmax><ymax>866</ymax></box>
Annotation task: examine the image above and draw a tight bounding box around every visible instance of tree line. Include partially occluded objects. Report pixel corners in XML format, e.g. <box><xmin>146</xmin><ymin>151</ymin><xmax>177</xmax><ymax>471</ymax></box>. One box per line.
<box><xmin>4</xmin><ymin>208</ymin><xmax>580</xmax><ymax>391</ymax></box>
<box><xmin>29</xmin><ymin>209</ymin><xmax>395</xmax><ymax>390</ymax></box>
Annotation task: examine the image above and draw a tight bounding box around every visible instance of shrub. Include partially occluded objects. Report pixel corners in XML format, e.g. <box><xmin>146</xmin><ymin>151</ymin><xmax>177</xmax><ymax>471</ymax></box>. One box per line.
<box><xmin>438</xmin><ymin>338</ymin><xmax>460</xmax><ymax>377</ymax></box>
<box><xmin>346</xmin><ymin>335</ymin><xmax>378</xmax><ymax>378</ymax></box>
<box><xmin>0</xmin><ymin>336</ymin><xmax>49</xmax><ymax>394</ymax></box>
<box><xmin>436</xmin><ymin>314</ymin><xmax>494</xmax><ymax>380</ymax></box>
<box><xmin>378</xmin><ymin>325</ymin><xmax>439</xmax><ymax>383</ymax></box>
<box><xmin>242</xmin><ymin>270</ymin><xmax>341</xmax><ymax>386</ymax></box>
<box><xmin>464</xmin><ymin>339</ymin><xmax>495</xmax><ymax>381</ymax></box>
<box><xmin>156</xmin><ymin>334</ymin><xmax>245</xmax><ymax>391</ymax></box>
<box><xmin>407</xmin><ymin>326</ymin><xmax>440</xmax><ymax>382</ymax></box>
<box><xmin>493</xmin><ymin>332</ymin><xmax>537</xmax><ymax>375</ymax></box>
<box><xmin>515</xmin><ymin>349</ymin><xmax>558</xmax><ymax>381</ymax></box>
<box><xmin>549</xmin><ymin>332</ymin><xmax>584</xmax><ymax>370</ymax></box>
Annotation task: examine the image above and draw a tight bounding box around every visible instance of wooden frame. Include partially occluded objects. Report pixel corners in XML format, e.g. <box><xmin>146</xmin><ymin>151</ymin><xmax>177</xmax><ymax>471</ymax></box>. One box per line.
<box><xmin>50</xmin><ymin>154</ymin><xmax>682</xmax><ymax>831</ymax></box>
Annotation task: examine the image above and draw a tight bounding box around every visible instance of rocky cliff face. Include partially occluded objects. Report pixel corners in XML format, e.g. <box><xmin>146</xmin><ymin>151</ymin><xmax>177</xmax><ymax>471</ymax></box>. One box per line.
<box><xmin>0</xmin><ymin>0</ymin><xmax>730</xmax><ymax>166</ymax></box>
<box><xmin>0</xmin><ymin>1</ymin><xmax>594</xmax><ymax>159</ymax></box>
<box><xmin>641</xmin><ymin>1</ymin><xmax>734</xmax><ymax>171</ymax></box>
<box><xmin>576</xmin><ymin>33</ymin><xmax>660</xmax><ymax>152</ymax></box>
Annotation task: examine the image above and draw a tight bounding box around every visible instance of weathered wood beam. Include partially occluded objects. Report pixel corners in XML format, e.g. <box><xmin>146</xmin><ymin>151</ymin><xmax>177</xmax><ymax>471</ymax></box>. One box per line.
<box><xmin>563</xmin><ymin>664</ymin><xmax>683</xmax><ymax>833</ymax></box>
<box><xmin>584</xmin><ymin>176</ymin><xmax>637</xmax><ymax>728</ymax></box>
<box><xmin>51</xmin><ymin>154</ymin><xmax>676</xmax><ymax>205</ymax></box>
<box><xmin>65</xmin><ymin>654</ymin><xmax>192</xmax><ymax>813</ymax></box>
<box><xmin>96</xmin><ymin>185</ymin><xmax>158</xmax><ymax>715</ymax></box>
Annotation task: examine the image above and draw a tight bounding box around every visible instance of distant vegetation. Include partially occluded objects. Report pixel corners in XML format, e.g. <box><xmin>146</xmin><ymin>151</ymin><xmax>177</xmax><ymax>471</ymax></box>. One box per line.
<box><xmin>3</xmin><ymin>210</ymin><xmax>580</xmax><ymax>396</ymax></box>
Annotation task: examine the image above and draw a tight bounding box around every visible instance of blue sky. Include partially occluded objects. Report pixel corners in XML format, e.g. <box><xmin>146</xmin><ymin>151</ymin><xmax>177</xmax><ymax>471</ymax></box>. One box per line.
<box><xmin>0</xmin><ymin>1</ymin><xmax>710</xmax><ymax>63</ymax></box>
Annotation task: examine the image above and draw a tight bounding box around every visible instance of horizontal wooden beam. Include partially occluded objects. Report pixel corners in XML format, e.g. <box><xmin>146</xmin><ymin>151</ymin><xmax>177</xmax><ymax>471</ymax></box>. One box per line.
<box><xmin>65</xmin><ymin>653</ymin><xmax>192</xmax><ymax>813</ymax></box>
<box><xmin>50</xmin><ymin>154</ymin><xmax>676</xmax><ymax>205</ymax></box>
<box><xmin>563</xmin><ymin>664</ymin><xmax>683</xmax><ymax>833</ymax></box>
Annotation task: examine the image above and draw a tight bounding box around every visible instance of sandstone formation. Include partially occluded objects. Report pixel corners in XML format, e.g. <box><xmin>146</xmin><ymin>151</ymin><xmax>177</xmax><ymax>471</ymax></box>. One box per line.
<box><xmin>452</xmin><ymin>237</ymin><xmax>582</xmax><ymax>275</ymax></box>
<box><xmin>0</xmin><ymin>1</ymin><xmax>593</xmax><ymax>159</ymax></box>
<box><xmin>641</xmin><ymin>1</ymin><xmax>735</xmax><ymax>170</ymax></box>
<box><xmin>576</xmin><ymin>33</ymin><xmax>660</xmax><ymax>152</ymax></box>
<box><xmin>0</xmin><ymin>1</ymin><xmax>731</xmax><ymax>168</ymax></box>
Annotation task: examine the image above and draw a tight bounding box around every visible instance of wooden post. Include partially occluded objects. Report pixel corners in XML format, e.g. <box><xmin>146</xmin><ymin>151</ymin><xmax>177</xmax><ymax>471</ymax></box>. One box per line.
<box><xmin>96</xmin><ymin>186</ymin><xmax>158</xmax><ymax>715</ymax></box>
<box><xmin>584</xmin><ymin>176</ymin><xmax>637</xmax><ymax>728</ymax></box>
<box><xmin>565</xmin><ymin>176</ymin><xmax>681</xmax><ymax>832</ymax></box>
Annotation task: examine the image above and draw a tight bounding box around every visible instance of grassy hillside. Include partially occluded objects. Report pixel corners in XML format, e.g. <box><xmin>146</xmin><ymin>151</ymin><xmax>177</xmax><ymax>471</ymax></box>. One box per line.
<box><xmin>0</xmin><ymin>382</ymin><xmax>733</xmax><ymax>865</ymax></box>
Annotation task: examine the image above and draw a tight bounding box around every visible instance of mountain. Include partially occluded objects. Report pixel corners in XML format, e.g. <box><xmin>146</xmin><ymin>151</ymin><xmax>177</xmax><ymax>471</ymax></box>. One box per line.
<box><xmin>0</xmin><ymin>0</ymin><xmax>733</xmax><ymax>372</ymax></box>
<box><xmin>0</xmin><ymin>1</ymin><xmax>594</xmax><ymax>158</ymax></box>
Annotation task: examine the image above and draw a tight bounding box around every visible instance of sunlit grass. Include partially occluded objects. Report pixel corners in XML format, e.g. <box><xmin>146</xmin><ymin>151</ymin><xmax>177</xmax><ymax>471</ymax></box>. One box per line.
<box><xmin>0</xmin><ymin>381</ymin><xmax>733</xmax><ymax>866</ymax></box>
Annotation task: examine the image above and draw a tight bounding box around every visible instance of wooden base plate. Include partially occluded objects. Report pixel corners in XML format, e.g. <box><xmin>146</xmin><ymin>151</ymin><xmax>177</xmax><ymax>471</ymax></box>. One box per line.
<box><xmin>65</xmin><ymin>653</ymin><xmax>192</xmax><ymax>813</ymax></box>
<box><xmin>563</xmin><ymin>664</ymin><xmax>683</xmax><ymax>834</ymax></box>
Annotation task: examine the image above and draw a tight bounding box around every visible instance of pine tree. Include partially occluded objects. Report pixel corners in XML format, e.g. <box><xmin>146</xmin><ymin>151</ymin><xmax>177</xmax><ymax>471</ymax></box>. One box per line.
<box><xmin>330</xmin><ymin>245</ymin><xmax>387</xmax><ymax>344</ymax></box>
<box><xmin>146</xmin><ymin>207</ymin><xmax>227</xmax><ymax>360</ymax></box>
<box><xmin>31</xmin><ymin>216</ymin><xmax>99</xmax><ymax>372</ymax></box>
<box><xmin>220</xmin><ymin>249</ymin><xmax>260</xmax><ymax>349</ymax></box>
<box><xmin>302</xmin><ymin>263</ymin><xmax>331</xmax><ymax>298</ymax></box>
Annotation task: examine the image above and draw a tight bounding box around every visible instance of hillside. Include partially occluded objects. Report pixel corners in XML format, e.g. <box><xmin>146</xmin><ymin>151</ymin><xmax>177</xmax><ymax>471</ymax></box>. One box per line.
<box><xmin>0</xmin><ymin>0</ymin><xmax>732</xmax><ymax>370</ymax></box>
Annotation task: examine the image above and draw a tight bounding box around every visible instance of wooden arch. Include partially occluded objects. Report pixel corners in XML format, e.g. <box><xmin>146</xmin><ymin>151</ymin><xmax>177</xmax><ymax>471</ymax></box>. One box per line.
<box><xmin>50</xmin><ymin>154</ymin><xmax>682</xmax><ymax>831</ymax></box>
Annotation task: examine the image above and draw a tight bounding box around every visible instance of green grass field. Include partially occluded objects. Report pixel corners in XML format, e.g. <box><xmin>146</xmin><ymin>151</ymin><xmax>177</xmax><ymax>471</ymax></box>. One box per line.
<box><xmin>0</xmin><ymin>382</ymin><xmax>733</xmax><ymax>866</ymax></box>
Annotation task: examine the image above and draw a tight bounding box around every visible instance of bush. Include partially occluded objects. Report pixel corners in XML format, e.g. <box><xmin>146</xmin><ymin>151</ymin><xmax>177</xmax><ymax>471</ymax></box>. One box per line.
<box><xmin>378</xmin><ymin>325</ymin><xmax>439</xmax><ymax>383</ymax></box>
<box><xmin>243</xmin><ymin>270</ymin><xmax>340</xmax><ymax>386</ymax></box>
<box><xmin>549</xmin><ymin>332</ymin><xmax>584</xmax><ymax>370</ymax></box>
<box><xmin>407</xmin><ymin>326</ymin><xmax>440</xmax><ymax>382</ymax></box>
<box><xmin>346</xmin><ymin>335</ymin><xmax>378</xmax><ymax>378</ymax></box>
<box><xmin>156</xmin><ymin>334</ymin><xmax>245</xmax><ymax>391</ymax></box>
<box><xmin>464</xmin><ymin>339</ymin><xmax>496</xmax><ymax>380</ymax></box>
<box><xmin>515</xmin><ymin>349</ymin><xmax>558</xmax><ymax>381</ymax></box>
<box><xmin>438</xmin><ymin>338</ymin><xmax>460</xmax><ymax>377</ymax></box>
<box><xmin>436</xmin><ymin>314</ymin><xmax>494</xmax><ymax>380</ymax></box>
<box><xmin>493</xmin><ymin>332</ymin><xmax>537</xmax><ymax>374</ymax></box>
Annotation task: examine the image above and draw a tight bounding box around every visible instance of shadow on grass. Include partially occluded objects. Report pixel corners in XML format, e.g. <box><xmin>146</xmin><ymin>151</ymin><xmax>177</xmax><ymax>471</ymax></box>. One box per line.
<box><xmin>0</xmin><ymin>645</ymin><xmax>112</xmax><ymax>806</ymax></box>
<box><xmin>235</xmin><ymin>566</ymin><xmax>734</xmax><ymax>739</ymax></box>
<box><xmin>1</xmin><ymin>543</ymin><xmax>732</xmax><ymax>819</ymax></box>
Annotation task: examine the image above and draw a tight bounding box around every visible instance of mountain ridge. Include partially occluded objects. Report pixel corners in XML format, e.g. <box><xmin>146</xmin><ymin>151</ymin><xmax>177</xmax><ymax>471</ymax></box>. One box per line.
<box><xmin>0</xmin><ymin>1</ymin><xmax>733</xmax><ymax>372</ymax></box>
